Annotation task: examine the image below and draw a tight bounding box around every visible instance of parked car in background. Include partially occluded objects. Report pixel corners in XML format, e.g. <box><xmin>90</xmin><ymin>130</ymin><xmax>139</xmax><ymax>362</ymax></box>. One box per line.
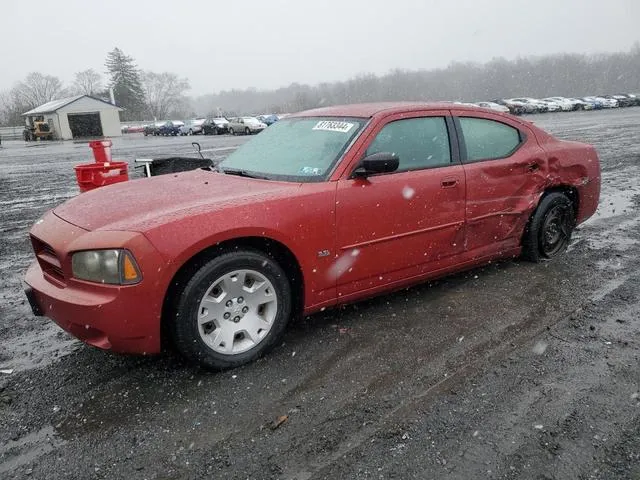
<box><xmin>491</xmin><ymin>99</ymin><xmax>523</xmax><ymax>115</ymax></box>
<box><xmin>502</xmin><ymin>98</ymin><xmax>537</xmax><ymax>114</ymax></box>
<box><xmin>126</xmin><ymin>125</ymin><xmax>145</xmax><ymax>133</ymax></box>
<box><xmin>579</xmin><ymin>97</ymin><xmax>603</xmax><ymax>109</ymax></box>
<box><xmin>511</xmin><ymin>98</ymin><xmax>550</xmax><ymax>113</ymax></box>
<box><xmin>156</xmin><ymin>121</ymin><xmax>182</xmax><ymax>136</ymax></box>
<box><xmin>257</xmin><ymin>114</ymin><xmax>280</xmax><ymax>126</ymax></box>
<box><xmin>227</xmin><ymin>117</ymin><xmax>267</xmax><ymax>135</ymax></box>
<box><xmin>143</xmin><ymin>122</ymin><xmax>162</xmax><ymax>136</ymax></box>
<box><xmin>474</xmin><ymin>101</ymin><xmax>510</xmax><ymax>113</ymax></box>
<box><xmin>602</xmin><ymin>95</ymin><xmax>634</xmax><ymax>108</ymax></box>
<box><xmin>202</xmin><ymin>118</ymin><xmax>230</xmax><ymax>135</ymax></box>
<box><xmin>542</xmin><ymin>97</ymin><xmax>574</xmax><ymax>111</ymax></box>
<box><xmin>562</xmin><ymin>98</ymin><xmax>592</xmax><ymax>110</ymax></box>
<box><xmin>24</xmin><ymin>102</ymin><xmax>601</xmax><ymax>370</ymax></box>
<box><xmin>539</xmin><ymin>99</ymin><xmax>562</xmax><ymax>112</ymax></box>
<box><xmin>625</xmin><ymin>93</ymin><xmax>640</xmax><ymax>106</ymax></box>
<box><xmin>180</xmin><ymin>119</ymin><xmax>206</xmax><ymax>135</ymax></box>
<box><xmin>593</xmin><ymin>96</ymin><xmax>618</xmax><ymax>108</ymax></box>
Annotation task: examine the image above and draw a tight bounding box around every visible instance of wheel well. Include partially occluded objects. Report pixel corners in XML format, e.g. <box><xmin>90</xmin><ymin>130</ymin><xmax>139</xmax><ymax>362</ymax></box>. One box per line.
<box><xmin>160</xmin><ymin>237</ymin><xmax>304</xmax><ymax>350</ymax></box>
<box><xmin>521</xmin><ymin>185</ymin><xmax>580</xmax><ymax>248</ymax></box>
<box><xmin>542</xmin><ymin>185</ymin><xmax>579</xmax><ymax>218</ymax></box>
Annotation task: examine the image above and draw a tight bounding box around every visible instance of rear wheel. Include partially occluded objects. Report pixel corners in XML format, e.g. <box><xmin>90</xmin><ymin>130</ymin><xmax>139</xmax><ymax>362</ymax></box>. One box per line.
<box><xmin>229</xmin><ymin>128</ymin><xmax>235</xmax><ymax>135</ymax></box>
<box><xmin>171</xmin><ymin>250</ymin><xmax>292</xmax><ymax>370</ymax></box>
<box><xmin>522</xmin><ymin>192</ymin><xmax>575</xmax><ymax>262</ymax></box>
<box><xmin>245</xmin><ymin>127</ymin><xmax>251</xmax><ymax>135</ymax></box>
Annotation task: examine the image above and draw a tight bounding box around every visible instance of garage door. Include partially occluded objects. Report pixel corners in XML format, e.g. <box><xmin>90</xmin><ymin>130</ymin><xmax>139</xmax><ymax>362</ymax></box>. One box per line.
<box><xmin>68</xmin><ymin>113</ymin><xmax>103</xmax><ymax>138</ymax></box>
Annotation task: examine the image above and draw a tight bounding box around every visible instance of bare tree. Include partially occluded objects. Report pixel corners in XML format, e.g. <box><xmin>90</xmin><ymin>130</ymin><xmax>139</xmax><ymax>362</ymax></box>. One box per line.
<box><xmin>141</xmin><ymin>71</ymin><xmax>190</xmax><ymax>120</ymax></box>
<box><xmin>0</xmin><ymin>91</ymin><xmax>24</xmax><ymax>126</ymax></box>
<box><xmin>72</xmin><ymin>69</ymin><xmax>103</xmax><ymax>96</ymax></box>
<box><xmin>10</xmin><ymin>72</ymin><xmax>65</xmax><ymax>110</ymax></box>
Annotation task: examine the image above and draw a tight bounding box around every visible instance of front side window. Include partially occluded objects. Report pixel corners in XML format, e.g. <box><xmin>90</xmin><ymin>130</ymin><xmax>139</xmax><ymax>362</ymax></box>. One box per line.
<box><xmin>219</xmin><ymin>116</ymin><xmax>366</xmax><ymax>181</ymax></box>
<box><xmin>459</xmin><ymin>117</ymin><xmax>522</xmax><ymax>162</ymax></box>
<box><xmin>365</xmin><ymin>117</ymin><xmax>451</xmax><ymax>171</ymax></box>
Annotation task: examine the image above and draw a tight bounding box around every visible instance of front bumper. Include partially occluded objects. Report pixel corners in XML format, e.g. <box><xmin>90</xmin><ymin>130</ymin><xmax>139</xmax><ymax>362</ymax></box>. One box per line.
<box><xmin>23</xmin><ymin>212</ymin><xmax>166</xmax><ymax>354</ymax></box>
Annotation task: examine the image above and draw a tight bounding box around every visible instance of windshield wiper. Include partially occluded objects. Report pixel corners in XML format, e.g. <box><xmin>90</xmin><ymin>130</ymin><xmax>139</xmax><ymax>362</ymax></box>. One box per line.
<box><xmin>220</xmin><ymin>168</ymin><xmax>270</xmax><ymax>180</ymax></box>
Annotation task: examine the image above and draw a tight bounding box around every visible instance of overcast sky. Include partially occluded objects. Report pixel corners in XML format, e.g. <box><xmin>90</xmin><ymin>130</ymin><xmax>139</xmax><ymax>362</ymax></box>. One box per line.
<box><xmin>3</xmin><ymin>0</ymin><xmax>639</xmax><ymax>95</ymax></box>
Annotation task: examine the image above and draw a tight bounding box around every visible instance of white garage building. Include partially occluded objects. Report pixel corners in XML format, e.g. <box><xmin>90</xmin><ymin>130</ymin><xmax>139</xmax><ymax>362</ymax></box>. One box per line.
<box><xmin>22</xmin><ymin>95</ymin><xmax>123</xmax><ymax>140</ymax></box>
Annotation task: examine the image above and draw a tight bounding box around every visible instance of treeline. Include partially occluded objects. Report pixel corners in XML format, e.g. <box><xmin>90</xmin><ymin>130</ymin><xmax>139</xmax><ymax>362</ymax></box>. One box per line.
<box><xmin>195</xmin><ymin>44</ymin><xmax>640</xmax><ymax>116</ymax></box>
<box><xmin>0</xmin><ymin>48</ymin><xmax>191</xmax><ymax>126</ymax></box>
<box><xmin>2</xmin><ymin>45</ymin><xmax>639</xmax><ymax>125</ymax></box>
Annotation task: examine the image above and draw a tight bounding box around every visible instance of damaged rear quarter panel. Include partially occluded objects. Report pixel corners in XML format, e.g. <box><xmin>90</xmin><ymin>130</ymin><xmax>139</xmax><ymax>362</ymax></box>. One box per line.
<box><xmin>532</xmin><ymin>128</ymin><xmax>601</xmax><ymax>224</ymax></box>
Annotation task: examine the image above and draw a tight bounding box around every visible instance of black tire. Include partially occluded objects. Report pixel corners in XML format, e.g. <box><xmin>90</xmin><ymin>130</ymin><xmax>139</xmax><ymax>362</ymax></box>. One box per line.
<box><xmin>522</xmin><ymin>192</ymin><xmax>575</xmax><ymax>263</ymax></box>
<box><xmin>171</xmin><ymin>250</ymin><xmax>292</xmax><ymax>370</ymax></box>
<box><xmin>229</xmin><ymin>128</ymin><xmax>235</xmax><ymax>136</ymax></box>
<box><xmin>245</xmin><ymin>127</ymin><xmax>251</xmax><ymax>135</ymax></box>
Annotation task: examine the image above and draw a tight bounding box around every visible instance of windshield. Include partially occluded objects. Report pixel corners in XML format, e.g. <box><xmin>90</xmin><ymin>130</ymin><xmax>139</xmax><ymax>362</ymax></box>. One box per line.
<box><xmin>219</xmin><ymin>116</ymin><xmax>366</xmax><ymax>181</ymax></box>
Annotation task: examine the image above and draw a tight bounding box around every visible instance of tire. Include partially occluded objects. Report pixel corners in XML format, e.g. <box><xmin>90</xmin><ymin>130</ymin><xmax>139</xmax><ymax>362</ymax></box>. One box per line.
<box><xmin>171</xmin><ymin>250</ymin><xmax>292</xmax><ymax>370</ymax></box>
<box><xmin>245</xmin><ymin>127</ymin><xmax>251</xmax><ymax>135</ymax></box>
<box><xmin>522</xmin><ymin>192</ymin><xmax>575</xmax><ymax>263</ymax></box>
<box><xmin>188</xmin><ymin>129</ymin><xmax>193</xmax><ymax>136</ymax></box>
<box><xmin>229</xmin><ymin>128</ymin><xmax>235</xmax><ymax>136</ymax></box>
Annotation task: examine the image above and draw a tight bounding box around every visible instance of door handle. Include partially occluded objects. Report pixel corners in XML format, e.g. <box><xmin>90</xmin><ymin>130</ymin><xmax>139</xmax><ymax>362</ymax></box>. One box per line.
<box><xmin>441</xmin><ymin>178</ymin><xmax>459</xmax><ymax>188</ymax></box>
<box><xmin>527</xmin><ymin>162</ymin><xmax>540</xmax><ymax>172</ymax></box>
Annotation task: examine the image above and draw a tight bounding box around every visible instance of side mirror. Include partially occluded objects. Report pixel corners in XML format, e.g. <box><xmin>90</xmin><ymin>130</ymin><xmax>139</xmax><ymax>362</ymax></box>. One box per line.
<box><xmin>352</xmin><ymin>152</ymin><xmax>399</xmax><ymax>178</ymax></box>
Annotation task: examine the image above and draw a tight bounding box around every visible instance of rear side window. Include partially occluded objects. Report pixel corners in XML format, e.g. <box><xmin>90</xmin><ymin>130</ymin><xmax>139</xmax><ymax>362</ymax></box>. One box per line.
<box><xmin>366</xmin><ymin>117</ymin><xmax>451</xmax><ymax>171</ymax></box>
<box><xmin>459</xmin><ymin>117</ymin><xmax>522</xmax><ymax>162</ymax></box>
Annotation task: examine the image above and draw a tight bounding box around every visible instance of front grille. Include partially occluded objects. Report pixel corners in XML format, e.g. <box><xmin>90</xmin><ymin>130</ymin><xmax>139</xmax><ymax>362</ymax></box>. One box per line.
<box><xmin>40</xmin><ymin>243</ymin><xmax>56</xmax><ymax>258</ymax></box>
<box><xmin>31</xmin><ymin>236</ymin><xmax>66</xmax><ymax>285</ymax></box>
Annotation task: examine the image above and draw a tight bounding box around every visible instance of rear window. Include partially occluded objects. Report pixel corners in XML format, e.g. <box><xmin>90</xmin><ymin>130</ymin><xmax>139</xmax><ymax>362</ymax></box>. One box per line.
<box><xmin>459</xmin><ymin>117</ymin><xmax>522</xmax><ymax>162</ymax></box>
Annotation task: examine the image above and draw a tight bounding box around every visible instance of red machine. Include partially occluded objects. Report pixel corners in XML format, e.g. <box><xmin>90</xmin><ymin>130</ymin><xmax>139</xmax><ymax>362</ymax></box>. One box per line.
<box><xmin>74</xmin><ymin>140</ymin><xmax>129</xmax><ymax>193</ymax></box>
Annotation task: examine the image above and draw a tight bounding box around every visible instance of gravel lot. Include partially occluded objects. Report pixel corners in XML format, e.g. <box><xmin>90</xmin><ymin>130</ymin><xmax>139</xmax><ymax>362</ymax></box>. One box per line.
<box><xmin>1</xmin><ymin>109</ymin><xmax>639</xmax><ymax>479</ymax></box>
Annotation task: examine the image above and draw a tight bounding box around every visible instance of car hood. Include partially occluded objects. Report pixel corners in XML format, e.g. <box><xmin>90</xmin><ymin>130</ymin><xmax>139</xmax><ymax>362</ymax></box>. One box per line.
<box><xmin>54</xmin><ymin>169</ymin><xmax>301</xmax><ymax>232</ymax></box>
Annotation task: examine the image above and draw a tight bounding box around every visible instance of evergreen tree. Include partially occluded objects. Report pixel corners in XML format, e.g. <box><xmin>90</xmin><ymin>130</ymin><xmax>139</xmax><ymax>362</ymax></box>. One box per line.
<box><xmin>105</xmin><ymin>48</ymin><xmax>146</xmax><ymax>121</ymax></box>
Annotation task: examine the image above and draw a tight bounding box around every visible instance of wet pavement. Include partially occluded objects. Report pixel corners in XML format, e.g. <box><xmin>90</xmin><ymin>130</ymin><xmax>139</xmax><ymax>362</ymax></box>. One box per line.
<box><xmin>1</xmin><ymin>109</ymin><xmax>639</xmax><ymax>479</ymax></box>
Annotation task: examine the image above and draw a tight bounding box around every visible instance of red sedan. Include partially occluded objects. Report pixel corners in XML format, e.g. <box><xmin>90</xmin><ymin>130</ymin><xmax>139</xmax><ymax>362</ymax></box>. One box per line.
<box><xmin>24</xmin><ymin>103</ymin><xmax>601</xmax><ymax>369</ymax></box>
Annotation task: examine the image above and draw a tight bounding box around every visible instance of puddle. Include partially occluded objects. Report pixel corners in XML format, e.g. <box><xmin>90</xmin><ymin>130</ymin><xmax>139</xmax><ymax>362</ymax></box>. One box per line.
<box><xmin>0</xmin><ymin>426</ymin><xmax>66</xmax><ymax>475</ymax></box>
<box><xmin>584</xmin><ymin>215</ymin><xmax>640</xmax><ymax>252</ymax></box>
<box><xmin>591</xmin><ymin>167</ymin><xmax>640</xmax><ymax>222</ymax></box>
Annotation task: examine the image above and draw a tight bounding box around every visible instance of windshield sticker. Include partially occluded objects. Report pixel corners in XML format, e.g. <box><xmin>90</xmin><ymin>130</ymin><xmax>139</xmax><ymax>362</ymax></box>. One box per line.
<box><xmin>312</xmin><ymin>121</ymin><xmax>354</xmax><ymax>133</ymax></box>
<box><xmin>299</xmin><ymin>166</ymin><xmax>323</xmax><ymax>175</ymax></box>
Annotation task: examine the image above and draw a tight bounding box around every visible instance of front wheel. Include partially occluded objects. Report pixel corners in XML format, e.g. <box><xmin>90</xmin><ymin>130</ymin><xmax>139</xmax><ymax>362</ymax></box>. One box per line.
<box><xmin>229</xmin><ymin>128</ymin><xmax>235</xmax><ymax>136</ymax></box>
<box><xmin>244</xmin><ymin>127</ymin><xmax>251</xmax><ymax>135</ymax></box>
<box><xmin>171</xmin><ymin>250</ymin><xmax>292</xmax><ymax>370</ymax></box>
<box><xmin>522</xmin><ymin>192</ymin><xmax>575</xmax><ymax>262</ymax></box>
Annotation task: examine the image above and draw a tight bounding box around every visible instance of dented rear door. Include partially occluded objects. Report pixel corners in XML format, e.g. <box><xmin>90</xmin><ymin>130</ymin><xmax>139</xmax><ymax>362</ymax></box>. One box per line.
<box><xmin>451</xmin><ymin>111</ymin><xmax>547</xmax><ymax>254</ymax></box>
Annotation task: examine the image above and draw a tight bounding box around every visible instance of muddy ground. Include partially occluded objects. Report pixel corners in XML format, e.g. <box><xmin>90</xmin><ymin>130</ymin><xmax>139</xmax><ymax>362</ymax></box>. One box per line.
<box><xmin>0</xmin><ymin>110</ymin><xmax>639</xmax><ymax>479</ymax></box>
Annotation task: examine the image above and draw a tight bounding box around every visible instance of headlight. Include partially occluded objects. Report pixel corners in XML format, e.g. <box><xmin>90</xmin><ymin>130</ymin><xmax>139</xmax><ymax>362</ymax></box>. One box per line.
<box><xmin>72</xmin><ymin>249</ymin><xmax>142</xmax><ymax>285</ymax></box>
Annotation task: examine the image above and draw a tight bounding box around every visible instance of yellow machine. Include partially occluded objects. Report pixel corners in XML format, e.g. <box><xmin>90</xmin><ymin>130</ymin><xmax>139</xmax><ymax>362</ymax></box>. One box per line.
<box><xmin>23</xmin><ymin>120</ymin><xmax>54</xmax><ymax>141</ymax></box>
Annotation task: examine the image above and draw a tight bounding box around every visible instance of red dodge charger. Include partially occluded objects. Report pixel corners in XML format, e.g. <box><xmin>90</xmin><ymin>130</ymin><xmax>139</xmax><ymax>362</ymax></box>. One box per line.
<box><xmin>24</xmin><ymin>103</ymin><xmax>601</xmax><ymax>369</ymax></box>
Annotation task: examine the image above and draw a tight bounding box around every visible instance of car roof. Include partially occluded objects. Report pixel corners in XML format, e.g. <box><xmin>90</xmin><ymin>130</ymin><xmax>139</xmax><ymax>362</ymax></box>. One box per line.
<box><xmin>289</xmin><ymin>102</ymin><xmax>483</xmax><ymax>119</ymax></box>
